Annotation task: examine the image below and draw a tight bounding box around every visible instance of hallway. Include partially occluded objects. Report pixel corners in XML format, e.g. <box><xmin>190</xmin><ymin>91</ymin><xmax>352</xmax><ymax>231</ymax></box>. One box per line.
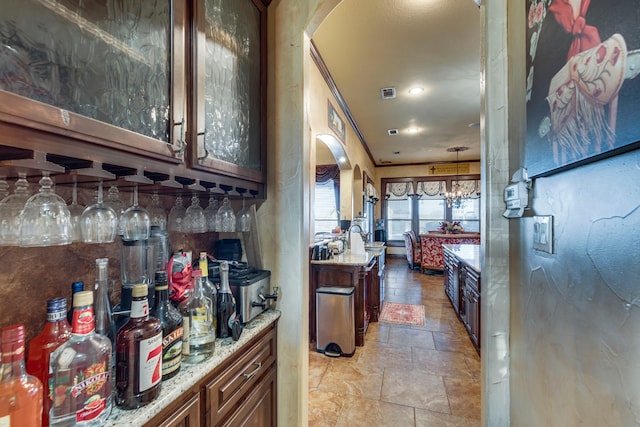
<box><xmin>308</xmin><ymin>256</ymin><xmax>481</xmax><ymax>426</ymax></box>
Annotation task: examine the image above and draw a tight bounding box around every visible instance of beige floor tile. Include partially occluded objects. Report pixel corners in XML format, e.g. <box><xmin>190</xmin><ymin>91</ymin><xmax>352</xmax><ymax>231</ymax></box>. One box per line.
<box><xmin>336</xmin><ymin>394</ymin><xmax>415</xmax><ymax>427</ymax></box>
<box><xmin>415</xmin><ymin>408</ymin><xmax>481</xmax><ymax>427</ymax></box>
<box><xmin>309</xmin><ymin>388</ymin><xmax>345</xmax><ymax>427</ymax></box>
<box><xmin>412</xmin><ymin>348</ymin><xmax>476</xmax><ymax>379</ymax></box>
<box><xmin>365</xmin><ymin>321</ymin><xmax>390</xmax><ymax>343</ymax></box>
<box><xmin>317</xmin><ymin>358</ymin><xmax>383</xmax><ymax>400</ymax></box>
<box><xmin>386</xmin><ymin>326</ymin><xmax>435</xmax><ymax>350</ymax></box>
<box><xmin>433</xmin><ymin>330</ymin><xmax>477</xmax><ymax>354</ymax></box>
<box><xmin>444</xmin><ymin>377</ymin><xmax>481</xmax><ymax>420</ymax></box>
<box><xmin>380</xmin><ymin>367</ymin><xmax>450</xmax><ymax>413</ymax></box>
<box><xmin>309</xmin><ymin>350</ymin><xmax>332</xmax><ymax>389</ymax></box>
<box><xmin>355</xmin><ymin>342</ymin><xmax>413</xmax><ymax>370</ymax></box>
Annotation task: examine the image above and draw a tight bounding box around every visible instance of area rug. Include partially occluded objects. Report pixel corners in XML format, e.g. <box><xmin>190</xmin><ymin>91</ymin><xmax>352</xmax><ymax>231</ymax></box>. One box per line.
<box><xmin>379</xmin><ymin>302</ymin><xmax>425</xmax><ymax>327</ymax></box>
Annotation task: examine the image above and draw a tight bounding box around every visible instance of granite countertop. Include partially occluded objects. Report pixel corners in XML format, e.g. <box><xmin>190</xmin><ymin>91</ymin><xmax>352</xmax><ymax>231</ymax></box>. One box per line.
<box><xmin>443</xmin><ymin>244</ymin><xmax>481</xmax><ymax>272</ymax></box>
<box><xmin>310</xmin><ymin>248</ymin><xmax>379</xmax><ymax>266</ymax></box>
<box><xmin>105</xmin><ymin>309</ymin><xmax>281</xmax><ymax>426</ymax></box>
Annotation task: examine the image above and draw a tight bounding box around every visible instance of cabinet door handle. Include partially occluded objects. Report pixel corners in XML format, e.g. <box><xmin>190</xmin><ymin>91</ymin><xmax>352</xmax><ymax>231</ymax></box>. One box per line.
<box><xmin>242</xmin><ymin>362</ymin><xmax>262</xmax><ymax>380</ymax></box>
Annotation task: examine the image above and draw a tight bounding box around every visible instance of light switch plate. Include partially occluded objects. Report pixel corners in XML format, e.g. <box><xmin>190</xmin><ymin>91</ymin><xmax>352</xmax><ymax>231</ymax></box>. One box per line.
<box><xmin>533</xmin><ymin>215</ymin><xmax>553</xmax><ymax>253</ymax></box>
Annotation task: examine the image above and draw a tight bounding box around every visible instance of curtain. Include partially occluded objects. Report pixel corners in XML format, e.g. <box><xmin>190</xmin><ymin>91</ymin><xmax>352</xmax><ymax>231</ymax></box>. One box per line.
<box><xmin>415</xmin><ymin>181</ymin><xmax>446</xmax><ymax>199</ymax></box>
<box><xmin>385</xmin><ymin>182</ymin><xmax>414</xmax><ymax>200</ymax></box>
<box><xmin>452</xmin><ymin>179</ymin><xmax>481</xmax><ymax>198</ymax></box>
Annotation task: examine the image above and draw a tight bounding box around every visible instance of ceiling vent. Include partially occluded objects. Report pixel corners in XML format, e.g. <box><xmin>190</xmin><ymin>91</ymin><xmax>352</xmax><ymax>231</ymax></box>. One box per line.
<box><xmin>387</xmin><ymin>129</ymin><xmax>398</xmax><ymax>136</ymax></box>
<box><xmin>380</xmin><ymin>160</ymin><xmax>393</xmax><ymax>164</ymax></box>
<box><xmin>381</xmin><ymin>87</ymin><xmax>396</xmax><ymax>100</ymax></box>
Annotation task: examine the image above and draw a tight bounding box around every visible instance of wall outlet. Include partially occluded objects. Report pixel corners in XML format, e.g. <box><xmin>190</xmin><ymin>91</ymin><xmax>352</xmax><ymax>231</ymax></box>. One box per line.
<box><xmin>533</xmin><ymin>215</ymin><xmax>553</xmax><ymax>254</ymax></box>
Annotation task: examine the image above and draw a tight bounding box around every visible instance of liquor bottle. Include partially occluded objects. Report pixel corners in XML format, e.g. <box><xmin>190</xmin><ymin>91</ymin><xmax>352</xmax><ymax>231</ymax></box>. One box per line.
<box><xmin>0</xmin><ymin>324</ymin><xmax>43</xmax><ymax>427</ymax></box>
<box><xmin>27</xmin><ymin>298</ymin><xmax>72</xmax><ymax>427</ymax></box>
<box><xmin>216</xmin><ymin>261</ymin><xmax>237</xmax><ymax>339</ymax></box>
<box><xmin>199</xmin><ymin>252</ymin><xmax>218</xmax><ymax>333</ymax></box>
<box><xmin>179</xmin><ymin>268</ymin><xmax>215</xmax><ymax>363</ymax></box>
<box><xmin>116</xmin><ymin>284</ymin><xmax>163</xmax><ymax>409</ymax></box>
<box><xmin>150</xmin><ymin>271</ymin><xmax>183</xmax><ymax>381</ymax></box>
<box><xmin>94</xmin><ymin>258</ymin><xmax>116</xmax><ymax>367</ymax></box>
<box><xmin>67</xmin><ymin>281</ymin><xmax>84</xmax><ymax>324</ymax></box>
<box><xmin>50</xmin><ymin>290</ymin><xmax>112</xmax><ymax>426</ymax></box>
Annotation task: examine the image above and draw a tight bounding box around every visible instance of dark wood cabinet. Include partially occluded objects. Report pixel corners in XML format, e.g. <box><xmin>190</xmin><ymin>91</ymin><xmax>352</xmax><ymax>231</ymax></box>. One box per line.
<box><xmin>155</xmin><ymin>391</ymin><xmax>202</xmax><ymax>427</ymax></box>
<box><xmin>443</xmin><ymin>245</ymin><xmax>480</xmax><ymax>354</ymax></box>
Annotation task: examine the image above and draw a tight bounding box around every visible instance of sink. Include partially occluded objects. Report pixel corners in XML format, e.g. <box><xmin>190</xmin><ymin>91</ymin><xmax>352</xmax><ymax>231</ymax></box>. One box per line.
<box><xmin>365</xmin><ymin>242</ymin><xmax>385</xmax><ymax>250</ymax></box>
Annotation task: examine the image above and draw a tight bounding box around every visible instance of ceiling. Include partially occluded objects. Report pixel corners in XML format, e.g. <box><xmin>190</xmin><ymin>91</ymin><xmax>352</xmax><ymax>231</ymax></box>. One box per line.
<box><xmin>311</xmin><ymin>0</ymin><xmax>482</xmax><ymax>166</ymax></box>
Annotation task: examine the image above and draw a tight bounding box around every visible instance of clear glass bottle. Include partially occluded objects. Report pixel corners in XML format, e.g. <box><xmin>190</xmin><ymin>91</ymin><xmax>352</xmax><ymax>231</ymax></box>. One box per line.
<box><xmin>27</xmin><ymin>298</ymin><xmax>72</xmax><ymax>427</ymax></box>
<box><xmin>150</xmin><ymin>271</ymin><xmax>184</xmax><ymax>380</ymax></box>
<box><xmin>199</xmin><ymin>252</ymin><xmax>218</xmax><ymax>333</ymax></box>
<box><xmin>0</xmin><ymin>324</ymin><xmax>43</xmax><ymax>427</ymax></box>
<box><xmin>94</xmin><ymin>258</ymin><xmax>116</xmax><ymax>368</ymax></box>
<box><xmin>179</xmin><ymin>268</ymin><xmax>215</xmax><ymax>363</ymax></box>
<box><xmin>216</xmin><ymin>261</ymin><xmax>236</xmax><ymax>339</ymax></box>
<box><xmin>67</xmin><ymin>281</ymin><xmax>84</xmax><ymax>324</ymax></box>
<box><xmin>116</xmin><ymin>284</ymin><xmax>163</xmax><ymax>409</ymax></box>
<box><xmin>50</xmin><ymin>290</ymin><xmax>112</xmax><ymax>426</ymax></box>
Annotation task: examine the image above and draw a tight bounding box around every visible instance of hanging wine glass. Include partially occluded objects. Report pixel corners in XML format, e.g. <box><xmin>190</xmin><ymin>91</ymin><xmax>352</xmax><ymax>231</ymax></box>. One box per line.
<box><xmin>167</xmin><ymin>192</ymin><xmax>186</xmax><ymax>232</ymax></box>
<box><xmin>184</xmin><ymin>193</ymin><xmax>207</xmax><ymax>234</ymax></box>
<box><xmin>147</xmin><ymin>190</ymin><xmax>167</xmax><ymax>230</ymax></box>
<box><xmin>67</xmin><ymin>177</ymin><xmax>85</xmax><ymax>242</ymax></box>
<box><xmin>215</xmin><ymin>195</ymin><xmax>236</xmax><ymax>232</ymax></box>
<box><xmin>203</xmin><ymin>193</ymin><xmax>219</xmax><ymax>232</ymax></box>
<box><xmin>237</xmin><ymin>195</ymin><xmax>251</xmax><ymax>232</ymax></box>
<box><xmin>0</xmin><ymin>175</ymin><xmax>9</xmax><ymax>199</ymax></box>
<box><xmin>0</xmin><ymin>172</ymin><xmax>31</xmax><ymax>246</ymax></box>
<box><xmin>104</xmin><ymin>184</ymin><xmax>126</xmax><ymax>235</ymax></box>
<box><xmin>80</xmin><ymin>180</ymin><xmax>118</xmax><ymax>243</ymax></box>
<box><xmin>120</xmin><ymin>184</ymin><xmax>151</xmax><ymax>240</ymax></box>
<box><xmin>19</xmin><ymin>172</ymin><xmax>72</xmax><ymax>247</ymax></box>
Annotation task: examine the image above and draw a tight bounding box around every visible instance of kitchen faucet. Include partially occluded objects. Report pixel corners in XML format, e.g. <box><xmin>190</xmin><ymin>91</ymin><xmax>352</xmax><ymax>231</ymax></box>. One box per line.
<box><xmin>346</xmin><ymin>223</ymin><xmax>370</xmax><ymax>249</ymax></box>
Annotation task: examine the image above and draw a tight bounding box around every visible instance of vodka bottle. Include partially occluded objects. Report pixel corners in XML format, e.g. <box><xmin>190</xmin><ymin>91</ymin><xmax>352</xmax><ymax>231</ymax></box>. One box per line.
<box><xmin>116</xmin><ymin>284</ymin><xmax>163</xmax><ymax>409</ymax></box>
<box><xmin>199</xmin><ymin>252</ymin><xmax>218</xmax><ymax>333</ymax></box>
<box><xmin>150</xmin><ymin>271</ymin><xmax>184</xmax><ymax>380</ymax></box>
<box><xmin>179</xmin><ymin>268</ymin><xmax>215</xmax><ymax>363</ymax></box>
<box><xmin>50</xmin><ymin>291</ymin><xmax>112</xmax><ymax>426</ymax></box>
<box><xmin>0</xmin><ymin>324</ymin><xmax>43</xmax><ymax>426</ymax></box>
<box><xmin>27</xmin><ymin>298</ymin><xmax>71</xmax><ymax>426</ymax></box>
<box><xmin>94</xmin><ymin>258</ymin><xmax>116</xmax><ymax>367</ymax></box>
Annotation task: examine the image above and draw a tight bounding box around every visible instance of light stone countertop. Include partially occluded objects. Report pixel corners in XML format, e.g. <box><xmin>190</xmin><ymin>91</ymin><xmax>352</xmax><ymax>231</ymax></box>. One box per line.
<box><xmin>310</xmin><ymin>247</ymin><xmax>381</xmax><ymax>266</ymax></box>
<box><xmin>443</xmin><ymin>244</ymin><xmax>481</xmax><ymax>272</ymax></box>
<box><xmin>104</xmin><ymin>309</ymin><xmax>281</xmax><ymax>426</ymax></box>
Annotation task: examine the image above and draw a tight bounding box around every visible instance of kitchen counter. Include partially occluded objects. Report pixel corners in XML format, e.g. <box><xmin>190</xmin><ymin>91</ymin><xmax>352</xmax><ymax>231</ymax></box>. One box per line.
<box><xmin>442</xmin><ymin>244</ymin><xmax>481</xmax><ymax>272</ymax></box>
<box><xmin>310</xmin><ymin>248</ymin><xmax>377</xmax><ymax>266</ymax></box>
<box><xmin>104</xmin><ymin>309</ymin><xmax>281</xmax><ymax>426</ymax></box>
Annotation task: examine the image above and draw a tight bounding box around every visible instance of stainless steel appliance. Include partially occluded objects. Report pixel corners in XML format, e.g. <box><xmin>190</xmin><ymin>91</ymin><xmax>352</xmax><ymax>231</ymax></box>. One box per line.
<box><xmin>208</xmin><ymin>261</ymin><xmax>277</xmax><ymax>324</ymax></box>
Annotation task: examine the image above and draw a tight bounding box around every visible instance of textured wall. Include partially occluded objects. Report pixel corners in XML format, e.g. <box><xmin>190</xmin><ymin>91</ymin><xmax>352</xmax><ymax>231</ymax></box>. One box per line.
<box><xmin>510</xmin><ymin>148</ymin><xmax>640</xmax><ymax>425</ymax></box>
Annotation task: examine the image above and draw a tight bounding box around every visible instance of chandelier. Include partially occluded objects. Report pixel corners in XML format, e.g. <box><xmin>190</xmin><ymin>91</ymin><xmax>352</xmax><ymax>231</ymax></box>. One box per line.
<box><xmin>443</xmin><ymin>146</ymin><xmax>471</xmax><ymax>209</ymax></box>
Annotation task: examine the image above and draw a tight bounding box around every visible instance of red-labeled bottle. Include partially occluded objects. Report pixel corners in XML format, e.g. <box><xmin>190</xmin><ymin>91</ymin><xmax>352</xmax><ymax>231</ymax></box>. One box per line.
<box><xmin>116</xmin><ymin>283</ymin><xmax>163</xmax><ymax>409</ymax></box>
<box><xmin>0</xmin><ymin>324</ymin><xmax>43</xmax><ymax>427</ymax></box>
<box><xmin>27</xmin><ymin>297</ymin><xmax>72</xmax><ymax>426</ymax></box>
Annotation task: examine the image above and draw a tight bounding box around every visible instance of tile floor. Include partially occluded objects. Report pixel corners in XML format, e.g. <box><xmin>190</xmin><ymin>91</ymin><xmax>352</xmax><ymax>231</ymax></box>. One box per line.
<box><xmin>308</xmin><ymin>256</ymin><xmax>481</xmax><ymax>426</ymax></box>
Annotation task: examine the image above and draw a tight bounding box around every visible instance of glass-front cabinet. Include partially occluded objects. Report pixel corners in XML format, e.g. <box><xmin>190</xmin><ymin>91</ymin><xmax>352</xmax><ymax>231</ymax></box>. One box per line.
<box><xmin>0</xmin><ymin>0</ymin><xmax>187</xmax><ymax>163</ymax></box>
<box><xmin>191</xmin><ymin>0</ymin><xmax>266</xmax><ymax>183</ymax></box>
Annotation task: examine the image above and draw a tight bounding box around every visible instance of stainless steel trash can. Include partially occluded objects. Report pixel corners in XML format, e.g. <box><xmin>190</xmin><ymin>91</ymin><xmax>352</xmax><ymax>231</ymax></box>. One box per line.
<box><xmin>316</xmin><ymin>286</ymin><xmax>355</xmax><ymax>357</ymax></box>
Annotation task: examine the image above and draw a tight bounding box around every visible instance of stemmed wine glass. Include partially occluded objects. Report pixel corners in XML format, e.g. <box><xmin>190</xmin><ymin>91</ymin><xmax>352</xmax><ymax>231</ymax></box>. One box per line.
<box><xmin>184</xmin><ymin>193</ymin><xmax>207</xmax><ymax>233</ymax></box>
<box><xmin>80</xmin><ymin>180</ymin><xmax>118</xmax><ymax>243</ymax></box>
<box><xmin>0</xmin><ymin>172</ymin><xmax>31</xmax><ymax>246</ymax></box>
<box><xmin>120</xmin><ymin>184</ymin><xmax>150</xmax><ymax>240</ymax></box>
<box><xmin>215</xmin><ymin>195</ymin><xmax>236</xmax><ymax>232</ymax></box>
<box><xmin>147</xmin><ymin>190</ymin><xmax>167</xmax><ymax>230</ymax></box>
<box><xmin>19</xmin><ymin>172</ymin><xmax>72</xmax><ymax>247</ymax></box>
<box><xmin>104</xmin><ymin>184</ymin><xmax>126</xmax><ymax>235</ymax></box>
<box><xmin>0</xmin><ymin>175</ymin><xmax>9</xmax><ymax>199</ymax></box>
<box><xmin>203</xmin><ymin>193</ymin><xmax>219</xmax><ymax>232</ymax></box>
<box><xmin>67</xmin><ymin>177</ymin><xmax>85</xmax><ymax>242</ymax></box>
<box><xmin>237</xmin><ymin>195</ymin><xmax>251</xmax><ymax>232</ymax></box>
<box><xmin>167</xmin><ymin>192</ymin><xmax>186</xmax><ymax>232</ymax></box>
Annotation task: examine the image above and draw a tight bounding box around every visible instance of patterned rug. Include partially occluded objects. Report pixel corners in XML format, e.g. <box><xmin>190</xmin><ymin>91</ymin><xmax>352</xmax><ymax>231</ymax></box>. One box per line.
<box><xmin>379</xmin><ymin>302</ymin><xmax>425</xmax><ymax>327</ymax></box>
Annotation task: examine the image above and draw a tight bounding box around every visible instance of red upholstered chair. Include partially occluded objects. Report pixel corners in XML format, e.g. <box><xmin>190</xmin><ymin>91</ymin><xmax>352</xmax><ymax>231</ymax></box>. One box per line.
<box><xmin>403</xmin><ymin>230</ymin><xmax>422</xmax><ymax>270</ymax></box>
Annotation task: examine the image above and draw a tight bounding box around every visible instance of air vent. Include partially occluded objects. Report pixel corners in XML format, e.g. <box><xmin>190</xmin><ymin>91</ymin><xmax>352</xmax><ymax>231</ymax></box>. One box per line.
<box><xmin>381</xmin><ymin>87</ymin><xmax>396</xmax><ymax>99</ymax></box>
<box><xmin>380</xmin><ymin>160</ymin><xmax>393</xmax><ymax>164</ymax></box>
<box><xmin>387</xmin><ymin>129</ymin><xmax>398</xmax><ymax>136</ymax></box>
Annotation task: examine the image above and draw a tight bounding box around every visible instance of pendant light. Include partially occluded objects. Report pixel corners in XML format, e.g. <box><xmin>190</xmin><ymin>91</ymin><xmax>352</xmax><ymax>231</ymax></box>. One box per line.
<box><xmin>443</xmin><ymin>146</ymin><xmax>471</xmax><ymax>209</ymax></box>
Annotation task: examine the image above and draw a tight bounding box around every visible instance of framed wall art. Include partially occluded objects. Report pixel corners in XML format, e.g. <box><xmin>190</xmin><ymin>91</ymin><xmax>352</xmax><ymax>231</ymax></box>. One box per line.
<box><xmin>328</xmin><ymin>100</ymin><xmax>346</xmax><ymax>143</ymax></box>
<box><xmin>525</xmin><ymin>0</ymin><xmax>640</xmax><ymax>177</ymax></box>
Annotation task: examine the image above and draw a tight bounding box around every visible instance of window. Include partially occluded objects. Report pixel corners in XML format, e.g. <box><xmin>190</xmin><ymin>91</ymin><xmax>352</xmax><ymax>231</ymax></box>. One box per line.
<box><xmin>314</xmin><ymin>179</ymin><xmax>339</xmax><ymax>234</ymax></box>
<box><xmin>382</xmin><ymin>176</ymin><xmax>480</xmax><ymax>244</ymax></box>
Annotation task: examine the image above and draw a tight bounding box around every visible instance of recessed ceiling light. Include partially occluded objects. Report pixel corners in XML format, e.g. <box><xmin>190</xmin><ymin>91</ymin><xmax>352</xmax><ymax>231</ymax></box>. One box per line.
<box><xmin>393</xmin><ymin>151</ymin><xmax>400</xmax><ymax>155</ymax></box>
<box><xmin>408</xmin><ymin>87</ymin><xmax>424</xmax><ymax>95</ymax></box>
<box><xmin>407</xmin><ymin>127</ymin><xmax>419</xmax><ymax>134</ymax></box>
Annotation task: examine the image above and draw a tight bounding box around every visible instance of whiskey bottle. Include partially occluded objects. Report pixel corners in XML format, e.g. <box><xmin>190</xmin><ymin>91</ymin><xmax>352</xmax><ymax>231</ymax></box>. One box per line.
<box><xmin>0</xmin><ymin>324</ymin><xmax>43</xmax><ymax>427</ymax></box>
<box><xmin>116</xmin><ymin>284</ymin><xmax>163</xmax><ymax>409</ymax></box>
<box><xmin>150</xmin><ymin>271</ymin><xmax>184</xmax><ymax>380</ymax></box>
<box><xmin>50</xmin><ymin>290</ymin><xmax>112</xmax><ymax>426</ymax></box>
